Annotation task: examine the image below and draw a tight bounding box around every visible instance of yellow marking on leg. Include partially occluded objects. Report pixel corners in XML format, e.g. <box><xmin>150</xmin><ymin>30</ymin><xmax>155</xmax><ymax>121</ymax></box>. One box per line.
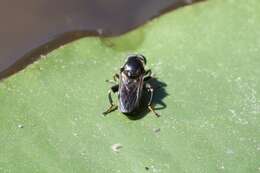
<box><xmin>148</xmin><ymin>106</ymin><xmax>160</xmax><ymax>117</ymax></box>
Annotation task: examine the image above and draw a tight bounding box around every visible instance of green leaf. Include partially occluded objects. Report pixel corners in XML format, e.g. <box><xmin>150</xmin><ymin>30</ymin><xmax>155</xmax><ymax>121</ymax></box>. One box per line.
<box><xmin>1</xmin><ymin>0</ymin><xmax>260</xmax><ymax>172</ymax></box>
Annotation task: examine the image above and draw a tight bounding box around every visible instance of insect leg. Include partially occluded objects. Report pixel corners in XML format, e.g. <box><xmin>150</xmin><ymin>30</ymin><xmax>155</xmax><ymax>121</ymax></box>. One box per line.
<box><xmin>145</xmin><ymin>69</ymin><xmax>152</xmax><ymax>76</ymax></box>
<box><xmin>105</xmin><ymin>73</ymin><xmax>119</xmax><ymax>84</ymax></box>
<box><xmin>103</xmin><ymin>84</ymin><xmax>119</xmax><ymax>115</ymax></box>
<box><xmin>144</xmin><ymin>76</ymin><xmax>152</xmax><ymax>81</ymax></box>
<box><xmin>113</xmin><ymin>73</ymin><xmax>119</xmax><ymax>81</ymax></box>
<box><xmin>144</xmin><ymin>69</ymin><xmax>154</xmax><ymax>81</ymax></box>
<box><xmin>145</xmin><ymin>83</ymin><xmax>160</xmax><ymax>117</ymax></box>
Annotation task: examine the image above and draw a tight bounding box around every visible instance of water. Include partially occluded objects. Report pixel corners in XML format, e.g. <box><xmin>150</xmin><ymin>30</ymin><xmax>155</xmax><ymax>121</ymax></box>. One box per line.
<box><xmin>0</xmin><ymin>0</ymin><xmax>202</xmax><ymax>80</ymax></box>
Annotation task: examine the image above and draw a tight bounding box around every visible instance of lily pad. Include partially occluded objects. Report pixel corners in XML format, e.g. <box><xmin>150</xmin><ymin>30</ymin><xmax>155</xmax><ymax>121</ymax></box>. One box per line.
<box><xmin>1</xmin><ymin>0</ymin><xmax>260</xmax><ymax>172</ymax></box>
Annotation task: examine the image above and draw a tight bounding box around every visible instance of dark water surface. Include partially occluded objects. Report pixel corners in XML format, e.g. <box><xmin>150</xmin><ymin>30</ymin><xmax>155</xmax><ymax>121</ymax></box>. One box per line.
<box><xmin>0</xmin><ymin>0</ymin><xmax>202</xmax><ymax>80</ymax></box>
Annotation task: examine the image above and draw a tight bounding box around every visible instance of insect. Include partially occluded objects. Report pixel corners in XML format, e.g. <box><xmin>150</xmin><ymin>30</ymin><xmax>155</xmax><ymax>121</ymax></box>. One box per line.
<box><xmin>103</xmin><ymin>54</ymin><xmax>160</xmax><ymax>117</ymax></box>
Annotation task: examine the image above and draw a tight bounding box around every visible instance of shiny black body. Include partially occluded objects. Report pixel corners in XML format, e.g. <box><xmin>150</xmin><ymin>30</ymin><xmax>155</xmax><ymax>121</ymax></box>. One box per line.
<box><xmin>118</xmin><ymin>55</ymin><xmax>146</xmax><ymax>113</ymax></box>
<box><xmin>103</xmin><ymin>54</ymin><xmax>159</xmax><ymax>117</ymax></box>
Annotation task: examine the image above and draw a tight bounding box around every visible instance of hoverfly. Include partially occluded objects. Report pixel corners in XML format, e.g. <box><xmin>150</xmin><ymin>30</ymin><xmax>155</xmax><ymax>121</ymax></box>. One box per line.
<box><xmin>103</xmin><ymin>54</ymin><xmax>160</xmax><ymax>117</ymax></box>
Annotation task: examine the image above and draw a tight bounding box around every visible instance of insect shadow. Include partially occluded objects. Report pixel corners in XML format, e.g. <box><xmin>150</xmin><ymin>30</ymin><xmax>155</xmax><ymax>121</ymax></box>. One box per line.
<box><xmin>125</xmin><ymin>77</ymin><xmax>168</xmax><ymax>120</ymax></box>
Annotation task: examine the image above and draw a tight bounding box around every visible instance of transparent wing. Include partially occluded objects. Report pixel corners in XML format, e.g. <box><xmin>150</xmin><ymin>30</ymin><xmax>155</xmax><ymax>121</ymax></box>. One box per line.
<box><xmin>118</xmin><ymin>75</ymin><xmax>143</xmax><ymax>113</ymax></box>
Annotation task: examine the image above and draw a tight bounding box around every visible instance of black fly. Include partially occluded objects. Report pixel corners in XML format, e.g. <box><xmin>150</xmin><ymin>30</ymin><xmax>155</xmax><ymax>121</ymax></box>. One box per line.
<box><xmin>103</xmin><ymin>54</ymin><xmax>160</xmax><ymax>117</ymax></box>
